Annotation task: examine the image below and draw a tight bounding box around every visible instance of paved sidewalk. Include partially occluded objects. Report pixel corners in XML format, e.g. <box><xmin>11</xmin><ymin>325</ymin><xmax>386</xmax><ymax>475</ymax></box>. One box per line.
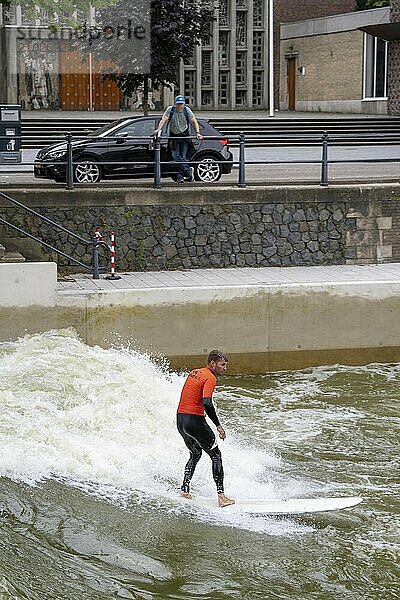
<box><xmin>57</xmin><ymin>263</ymin><xmax>400</xmax><ymax>293</ymax></box>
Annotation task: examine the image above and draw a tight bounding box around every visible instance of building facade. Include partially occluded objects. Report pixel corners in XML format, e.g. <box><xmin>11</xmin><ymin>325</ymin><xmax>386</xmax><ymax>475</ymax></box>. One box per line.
<box><xmin>279</xmin><ymin>5</ymin><xmax>400</xmax><ymax>115</ymax></box>
<box><xmin>1</xmin><ymin>1</ymin><xmax>358</xmax><ymax>112</ymax></box>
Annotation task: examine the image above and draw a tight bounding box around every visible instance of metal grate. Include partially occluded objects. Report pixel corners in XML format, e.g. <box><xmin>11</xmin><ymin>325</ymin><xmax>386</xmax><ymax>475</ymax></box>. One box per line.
<box><xmin>236</xmin><ymin>51</ymin><xmax>247</xmax><ymax>86</ymax></box>
<box><xmin>219</xmin><ymin>0</ymin><xmax>229</xmax><ymax>27</ymax></box>
<box><xmin>253</xmin><ymin>72</ymin><xmax>263</xmax><ymax>106</ymax></box>
<box><xmin>201</xmin><ymin>50</ymin><xmax>212</xmax><ymax>86</ymax></box>
<box><xmin>236</xmin><ymin>12</ymin><xmax>247</xmax><ymax>48</ymax></box>
<box><xmin>219</xmin><ymin>72</ymin><xmax>229</xmax><ymax>105</ymax></box>
<box><xmin>253</xmin><ymin>31</ymin><xmax>263</xmax><ymax>68</ymax></box>
<box><xmin>218</xmin><ymin>31</ymin><xmax>230</xmax><ymax>67</ymax></box>
<box><xmin>184</xmin><ymin>70</ymin><xmax>196</xmax><ymax>105</ymax></box>
<box><xmin>253</xmin><ymin>0</ymin><xmax>264</xmax><ymax>28</ymax></box>
<box><xmin>2</xmin><ymin>4</ymin><xmax>17</xmax><ymax>24</ymax></box>
<box><xmin>236</xmin><ymin>89</ymin><xmax>246</xmax><ymax>106</ymax></box>
<box><xmin>202</xmin><ymin>20</ymin><xmax>213</xmax><ymax>47</ymax></box>
<box><xmin>201</xmin><ymin>90</ymin><xmax>213</xmax><ymax>106</ymax></box>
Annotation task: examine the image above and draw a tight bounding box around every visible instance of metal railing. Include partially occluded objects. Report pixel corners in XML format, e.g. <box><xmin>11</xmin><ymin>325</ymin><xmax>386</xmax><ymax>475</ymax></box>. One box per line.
<box><xmin>0</xmin><ymin>190</ymin><xmax>111</xmax><ymax>278</ymax></box>
<box><xmin>30</xmin><ymin>129</ymin><xmax>332</xmax><ymax>190</ymax></box>
<box><xmin>3</xmin><ymin>129</ymin><xmax>400</xmax><ymax>190</ymax></box>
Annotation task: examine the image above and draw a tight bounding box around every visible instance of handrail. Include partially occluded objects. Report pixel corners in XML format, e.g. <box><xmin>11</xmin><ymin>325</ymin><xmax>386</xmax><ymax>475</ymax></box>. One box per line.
<box><xmin>0</xmin><ymin>216</ymin><xmax>90</xmax><ymax>270</ymax></box>
<box><xmin>0</xmin><ymin>189</ymin><xmax>111</xmax><ymax>278</ymax></box>
<box><xmin>0</xmin><ymin>190</ymin><xmax>88</xmax><ymax>244</ymax></box>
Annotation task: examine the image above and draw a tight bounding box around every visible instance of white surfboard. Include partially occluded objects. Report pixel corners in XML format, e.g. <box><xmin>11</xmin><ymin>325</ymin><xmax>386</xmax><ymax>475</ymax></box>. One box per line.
<box><xmin>191</xmin><ymin>495</ymin><xmax>363</xmax><ymax>515</ymax></box>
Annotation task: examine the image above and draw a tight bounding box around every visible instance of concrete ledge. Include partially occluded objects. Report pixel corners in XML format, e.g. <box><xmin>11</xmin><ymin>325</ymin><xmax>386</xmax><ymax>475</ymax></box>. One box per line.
<box><xmin>281</xmin><ymin>7</ymin><xmax>390</xmax><ymax>39</ymax></box>
<box><xmin>1</xmin><ymin>276</ymin><xmax>399</xmax><ymax>373</ymax></box>
<box><xmin>0</xmin><ymin>262</ymin><xmax>57</xmax><ymax>307</ymax></box>
<box><xmin>2</xmin><ymin>183</ymin><xmax>400</xmax><ymax>208</ymax></box>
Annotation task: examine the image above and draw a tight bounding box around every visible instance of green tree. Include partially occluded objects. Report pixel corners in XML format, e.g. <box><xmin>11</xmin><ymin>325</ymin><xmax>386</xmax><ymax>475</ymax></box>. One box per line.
<box><xmin>76</xmin><ymin>0</ymin><xmax>215</xmax><ymax>114</ymax></box>
<box><xmin>4</xmin><ymin>0</ymin><xmax>99</xmax><ymax>24</ymax></box>
<box><xmin>355</xmin><ymin>0</ymin><xmax>390</xmax><ymax>10</ymax></box>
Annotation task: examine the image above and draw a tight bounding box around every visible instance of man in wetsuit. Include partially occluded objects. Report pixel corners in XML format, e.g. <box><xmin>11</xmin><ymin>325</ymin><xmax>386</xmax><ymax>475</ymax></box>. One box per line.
<box><xmin>177</xmin><ymin>350</ymin><xmax>235</xmax><ymax>507</ymax></box>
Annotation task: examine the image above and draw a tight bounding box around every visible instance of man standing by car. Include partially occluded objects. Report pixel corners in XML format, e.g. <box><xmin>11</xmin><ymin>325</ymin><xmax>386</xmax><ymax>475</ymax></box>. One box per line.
<box><xmin>153</xmin><ymin>95</ymin><xmax>203</xmax><ymax>183</ymax></box>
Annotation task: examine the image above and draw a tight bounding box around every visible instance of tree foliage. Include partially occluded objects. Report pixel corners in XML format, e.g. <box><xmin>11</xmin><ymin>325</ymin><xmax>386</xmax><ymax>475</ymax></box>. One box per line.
<box><xmin>355</xmin><ymin>0</ymin><xmax>390</xmax><ymax>10</ymax></box>
<box><xmin>77</xmin><ymin>0</ymin><xmax>215</xmax><ymax>94</ymax></box>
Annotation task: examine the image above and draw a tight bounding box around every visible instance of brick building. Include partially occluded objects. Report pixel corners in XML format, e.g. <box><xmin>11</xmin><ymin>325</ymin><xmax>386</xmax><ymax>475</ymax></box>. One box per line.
<box><xmin>279</xmin><ymin>3</ymin><xmax>400</xmax><ymax>114</ymax></box>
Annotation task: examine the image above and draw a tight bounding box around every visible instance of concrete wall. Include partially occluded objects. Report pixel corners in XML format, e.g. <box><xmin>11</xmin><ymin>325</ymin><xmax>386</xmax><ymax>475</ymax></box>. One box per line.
<box><xmin>1</xmin><ymin>277</ymin><xmax>400</xmax><ymax>373</ymax></box>
<box><xmin>0</xmin><ymin>262</ymin><xmax>57</xmax><ymax>306</ymax></box>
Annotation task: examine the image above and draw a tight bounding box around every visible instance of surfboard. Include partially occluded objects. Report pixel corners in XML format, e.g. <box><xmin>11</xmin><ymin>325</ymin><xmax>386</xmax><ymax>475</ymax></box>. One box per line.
<box><xmin>191</xmin><ymin>495</ymin><xmax>363</xmax><ymax>515</ymax></box>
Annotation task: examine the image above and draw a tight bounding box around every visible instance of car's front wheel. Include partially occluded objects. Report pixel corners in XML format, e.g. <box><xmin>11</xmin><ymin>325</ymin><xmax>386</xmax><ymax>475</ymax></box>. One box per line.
<box><xmin>195</xmin><ymin>157</ymin><xmax>222</xmax><ymax>183</ymax></box>
<box><xmin>74</xmin><ymin>160</ymin><xmax>102</xmax><ymax>184</ymax></box>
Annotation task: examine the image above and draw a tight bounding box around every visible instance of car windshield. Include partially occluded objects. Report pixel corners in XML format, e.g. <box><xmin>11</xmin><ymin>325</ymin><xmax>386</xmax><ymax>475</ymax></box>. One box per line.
<box><xmin>88</xmin><ymin>121</ymin><xmax>125</xmax><ymax>137</ymax></box>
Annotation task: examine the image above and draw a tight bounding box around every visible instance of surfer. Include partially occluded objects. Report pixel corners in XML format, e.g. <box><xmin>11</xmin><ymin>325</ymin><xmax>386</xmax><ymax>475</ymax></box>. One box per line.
<box><xmin>177</xmin><ymin>350</ymin><xmax>235</xmax><ymax>507</ymax></box>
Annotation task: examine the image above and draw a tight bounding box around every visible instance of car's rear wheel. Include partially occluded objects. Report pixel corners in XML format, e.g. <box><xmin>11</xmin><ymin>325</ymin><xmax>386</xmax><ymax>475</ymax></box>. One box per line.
<box><xmin>74</xmin><ymin>160</ymin><xmax>102</xmax><ymax>184</ymax></box>
<box><xmin>195</xmin><ymin>157</ymin><xmax>222</xmax><ymax>183</ymax></box>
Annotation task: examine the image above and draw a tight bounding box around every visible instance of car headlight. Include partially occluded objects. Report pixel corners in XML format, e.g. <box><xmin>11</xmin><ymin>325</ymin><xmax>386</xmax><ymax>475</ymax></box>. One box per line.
<box><xmin>46</xmin><ymin>150</ymin><xmax>66</xmax><ymax>159</ymax></box>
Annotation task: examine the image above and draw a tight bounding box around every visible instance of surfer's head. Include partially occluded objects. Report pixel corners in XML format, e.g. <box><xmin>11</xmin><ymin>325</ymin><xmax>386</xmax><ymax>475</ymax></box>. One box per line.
<box><xmin>207</xmin><ymin>350</ymin><xmax>228</xmax><ymax>376</ymax></box>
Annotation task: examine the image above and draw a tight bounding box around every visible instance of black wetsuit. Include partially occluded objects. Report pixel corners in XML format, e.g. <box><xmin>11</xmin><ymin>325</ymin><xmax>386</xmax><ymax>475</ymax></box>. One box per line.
<box><xmin>176</xmin><ymin>413</ymin><xmax>224</xmax><ymax>494</ymax></box>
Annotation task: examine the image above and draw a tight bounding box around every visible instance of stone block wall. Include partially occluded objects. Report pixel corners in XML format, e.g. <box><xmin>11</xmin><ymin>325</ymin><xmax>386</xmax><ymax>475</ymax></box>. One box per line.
<box><xmin>0</xmin><ymin>200</ymin><xmax>346</xmax><ymax>271</ymax></box>
<box><xmin>1</xmin><ymin>186</ymin><xmax>399</xmax><ymax>273</ymax></box>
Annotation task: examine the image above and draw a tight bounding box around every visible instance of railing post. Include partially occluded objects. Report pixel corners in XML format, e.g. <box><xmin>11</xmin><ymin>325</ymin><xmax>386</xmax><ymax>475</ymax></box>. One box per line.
<box><xmin>66</xmin><ymin>132</ymin><xmax>74</xmax><ymax>191</ymax></box>
<box><xmin>320</xmin><ymin>130</ymin><xmax>329</xmax><ymax>187</ymax></box>
<box><xmin>153</xmin><ymin>133</ymin><xmax>161</xmax><ymax>189</ymax></box>
<box><xmin>91</xmin><ymin>236</ymin><xmax>100</xmax><ymax>279</ymax></box>
<box><xmin>238</xmin><ymin>132</ymin><xmax>246</xmax><ymax>188</ymax></box>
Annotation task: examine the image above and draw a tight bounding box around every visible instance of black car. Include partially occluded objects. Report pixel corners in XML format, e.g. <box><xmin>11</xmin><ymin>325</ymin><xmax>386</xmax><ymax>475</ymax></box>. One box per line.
<box><xmin>34</xmin><ymin>116</ymin><xmax>233</xmax><ymax>184</ymax></box>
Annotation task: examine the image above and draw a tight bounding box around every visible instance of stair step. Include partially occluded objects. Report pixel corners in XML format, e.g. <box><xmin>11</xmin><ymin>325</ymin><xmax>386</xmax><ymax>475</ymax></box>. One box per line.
<box><xmin>19</xmin><ymin>116</ymin><xmax>400</xmax><ymax>149</ymax></box>
<box><xmin>0</xmin><ymin>251</ymin><xmax>26</xmax><ymax>263</ymax></box>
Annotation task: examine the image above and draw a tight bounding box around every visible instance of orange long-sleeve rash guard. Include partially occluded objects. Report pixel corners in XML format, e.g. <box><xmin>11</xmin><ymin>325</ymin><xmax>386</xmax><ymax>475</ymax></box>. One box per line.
<box><xmin>177</xmin><ymin>367</ymin><xmax>216</xmax><ymax>416</ymax></box>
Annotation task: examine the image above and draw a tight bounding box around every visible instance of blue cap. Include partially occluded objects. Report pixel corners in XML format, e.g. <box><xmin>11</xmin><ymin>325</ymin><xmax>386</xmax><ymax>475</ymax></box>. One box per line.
<box><xmin>174</xmin><ymin>94</ymin><xmax>185</xmax><ymax>104</ymax></box>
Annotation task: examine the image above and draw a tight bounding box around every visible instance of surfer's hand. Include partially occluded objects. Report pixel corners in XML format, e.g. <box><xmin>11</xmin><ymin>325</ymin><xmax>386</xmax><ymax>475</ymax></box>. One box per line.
<box><xmin>217</xmin><ymin>425</ymin><xmax>226</xmax><ymax>440</ymax></box>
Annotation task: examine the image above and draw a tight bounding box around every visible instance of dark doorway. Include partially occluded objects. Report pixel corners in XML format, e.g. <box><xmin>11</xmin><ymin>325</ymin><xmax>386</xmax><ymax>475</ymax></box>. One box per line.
<box><xmin>287</xmin><ymin>57</ymin><xmax>296</xmax><ymax>111</ymax></box>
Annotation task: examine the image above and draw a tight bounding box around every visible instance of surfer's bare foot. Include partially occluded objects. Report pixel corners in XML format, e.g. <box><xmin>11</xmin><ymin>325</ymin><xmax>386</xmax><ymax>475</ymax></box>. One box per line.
<box><xmin>218</xmin><ymin>493</ymin><xmax>235</xmax><ymax>507</ymax></box>
<box><xmin>180</xmin><ymin>491</ymin><xmax>192</xmax><ymax>500</ymax></box>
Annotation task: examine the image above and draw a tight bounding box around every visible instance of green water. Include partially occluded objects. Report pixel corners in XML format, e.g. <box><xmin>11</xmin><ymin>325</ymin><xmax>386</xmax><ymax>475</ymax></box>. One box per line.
<box><xmin>0</xmin><ymin>333</ymin><xmax>398</xmax><ymax>599</ymax></box>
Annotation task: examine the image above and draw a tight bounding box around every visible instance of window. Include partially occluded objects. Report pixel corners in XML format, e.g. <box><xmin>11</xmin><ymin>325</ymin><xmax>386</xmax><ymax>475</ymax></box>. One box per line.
<box><xmin>363</xmin><ymin>33</ymin><xmax>388</xmax><ymax>99</ymax></box>
<box><xmin>219</xmin><ymin>31</ymin><xmax>230</xmax><ymax>67</ymax></box>
<box><xmin>236</xmin><ymin>52</ymin><xmax>247</xmax><ymax>86</ymax></box>
<box><xmin>253</xmin><ymin>72</ymin><xmax>263</xmax><ymax>107</ymax></box>
<box><xmin>184</xmin><ymin>71</ymin><xmax>196</xmax><ymax>105</ymax></box>
<box><xmin>219</xmin><ymin>72</ymin><xmax>229</xmax><ymax>105</ymax></box>
<box><xmin>202</xmin><ymin>51</ymin><xmax>213</xmax><ymax>86</ymax></box>
<box><xmin>116</xmin><ymin>120</ymin><xmax>155</xmax><ymax>137</ymax></box>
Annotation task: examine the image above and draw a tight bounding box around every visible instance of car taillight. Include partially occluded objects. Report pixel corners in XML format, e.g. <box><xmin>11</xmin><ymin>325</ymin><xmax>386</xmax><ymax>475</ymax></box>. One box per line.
<box><xmin>219</xmin><ymin>138</ymin><xmax>229</xmax><ymax>146</ymax></box>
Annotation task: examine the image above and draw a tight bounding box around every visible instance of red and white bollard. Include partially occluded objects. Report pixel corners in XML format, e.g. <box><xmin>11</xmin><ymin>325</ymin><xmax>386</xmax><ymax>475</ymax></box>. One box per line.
<box><xmin>105</xmin><ymin>231</ymin><xmax>121</xmax><ymax>280</ymax></box>
<box><xmin>94</xmin><ymin>227</ymin><xmax>103</xmax><ymax>241</ymax></box>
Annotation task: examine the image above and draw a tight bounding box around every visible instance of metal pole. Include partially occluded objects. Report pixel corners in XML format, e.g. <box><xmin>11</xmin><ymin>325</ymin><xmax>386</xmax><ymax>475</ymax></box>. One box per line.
<box><xmin>269</xmin><ymin>0</ymin><xmax>274</xmax><ymax>118</ymax></box>
<box><xmin>105</xmin><ymin>231</ymin><xmax>121</xmax><ymax>280</ymax></box>
<box><xmin>238</xmin><ymin>132</ymin><xmax>246</xmax><ymax>188</ymax></box>
<box><xmin>66</xmin><ymin>132</ymin><xmax>74</xmax><ymax>191</ymax></box>
<box><xmin>153</xmin><ymin>132</ymin><xmax>161</xmax><ymax>189</ymax></box>
<box><xmin>320</xmin><ymin>130</ymin><xmax>329</xmax><ymax>187</ymax></box>
<box><xmin>91</xmin><ymin>236</ymin><xmax>100</xmax><ymax>279</ymax></box>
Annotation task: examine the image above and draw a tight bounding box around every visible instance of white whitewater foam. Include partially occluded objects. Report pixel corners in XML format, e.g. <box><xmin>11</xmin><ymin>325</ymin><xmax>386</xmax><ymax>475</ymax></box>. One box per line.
<box><xmin>0</xmin><ymin>330</ymin><xmax>309</xmax><ymax>534</ymax></box>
